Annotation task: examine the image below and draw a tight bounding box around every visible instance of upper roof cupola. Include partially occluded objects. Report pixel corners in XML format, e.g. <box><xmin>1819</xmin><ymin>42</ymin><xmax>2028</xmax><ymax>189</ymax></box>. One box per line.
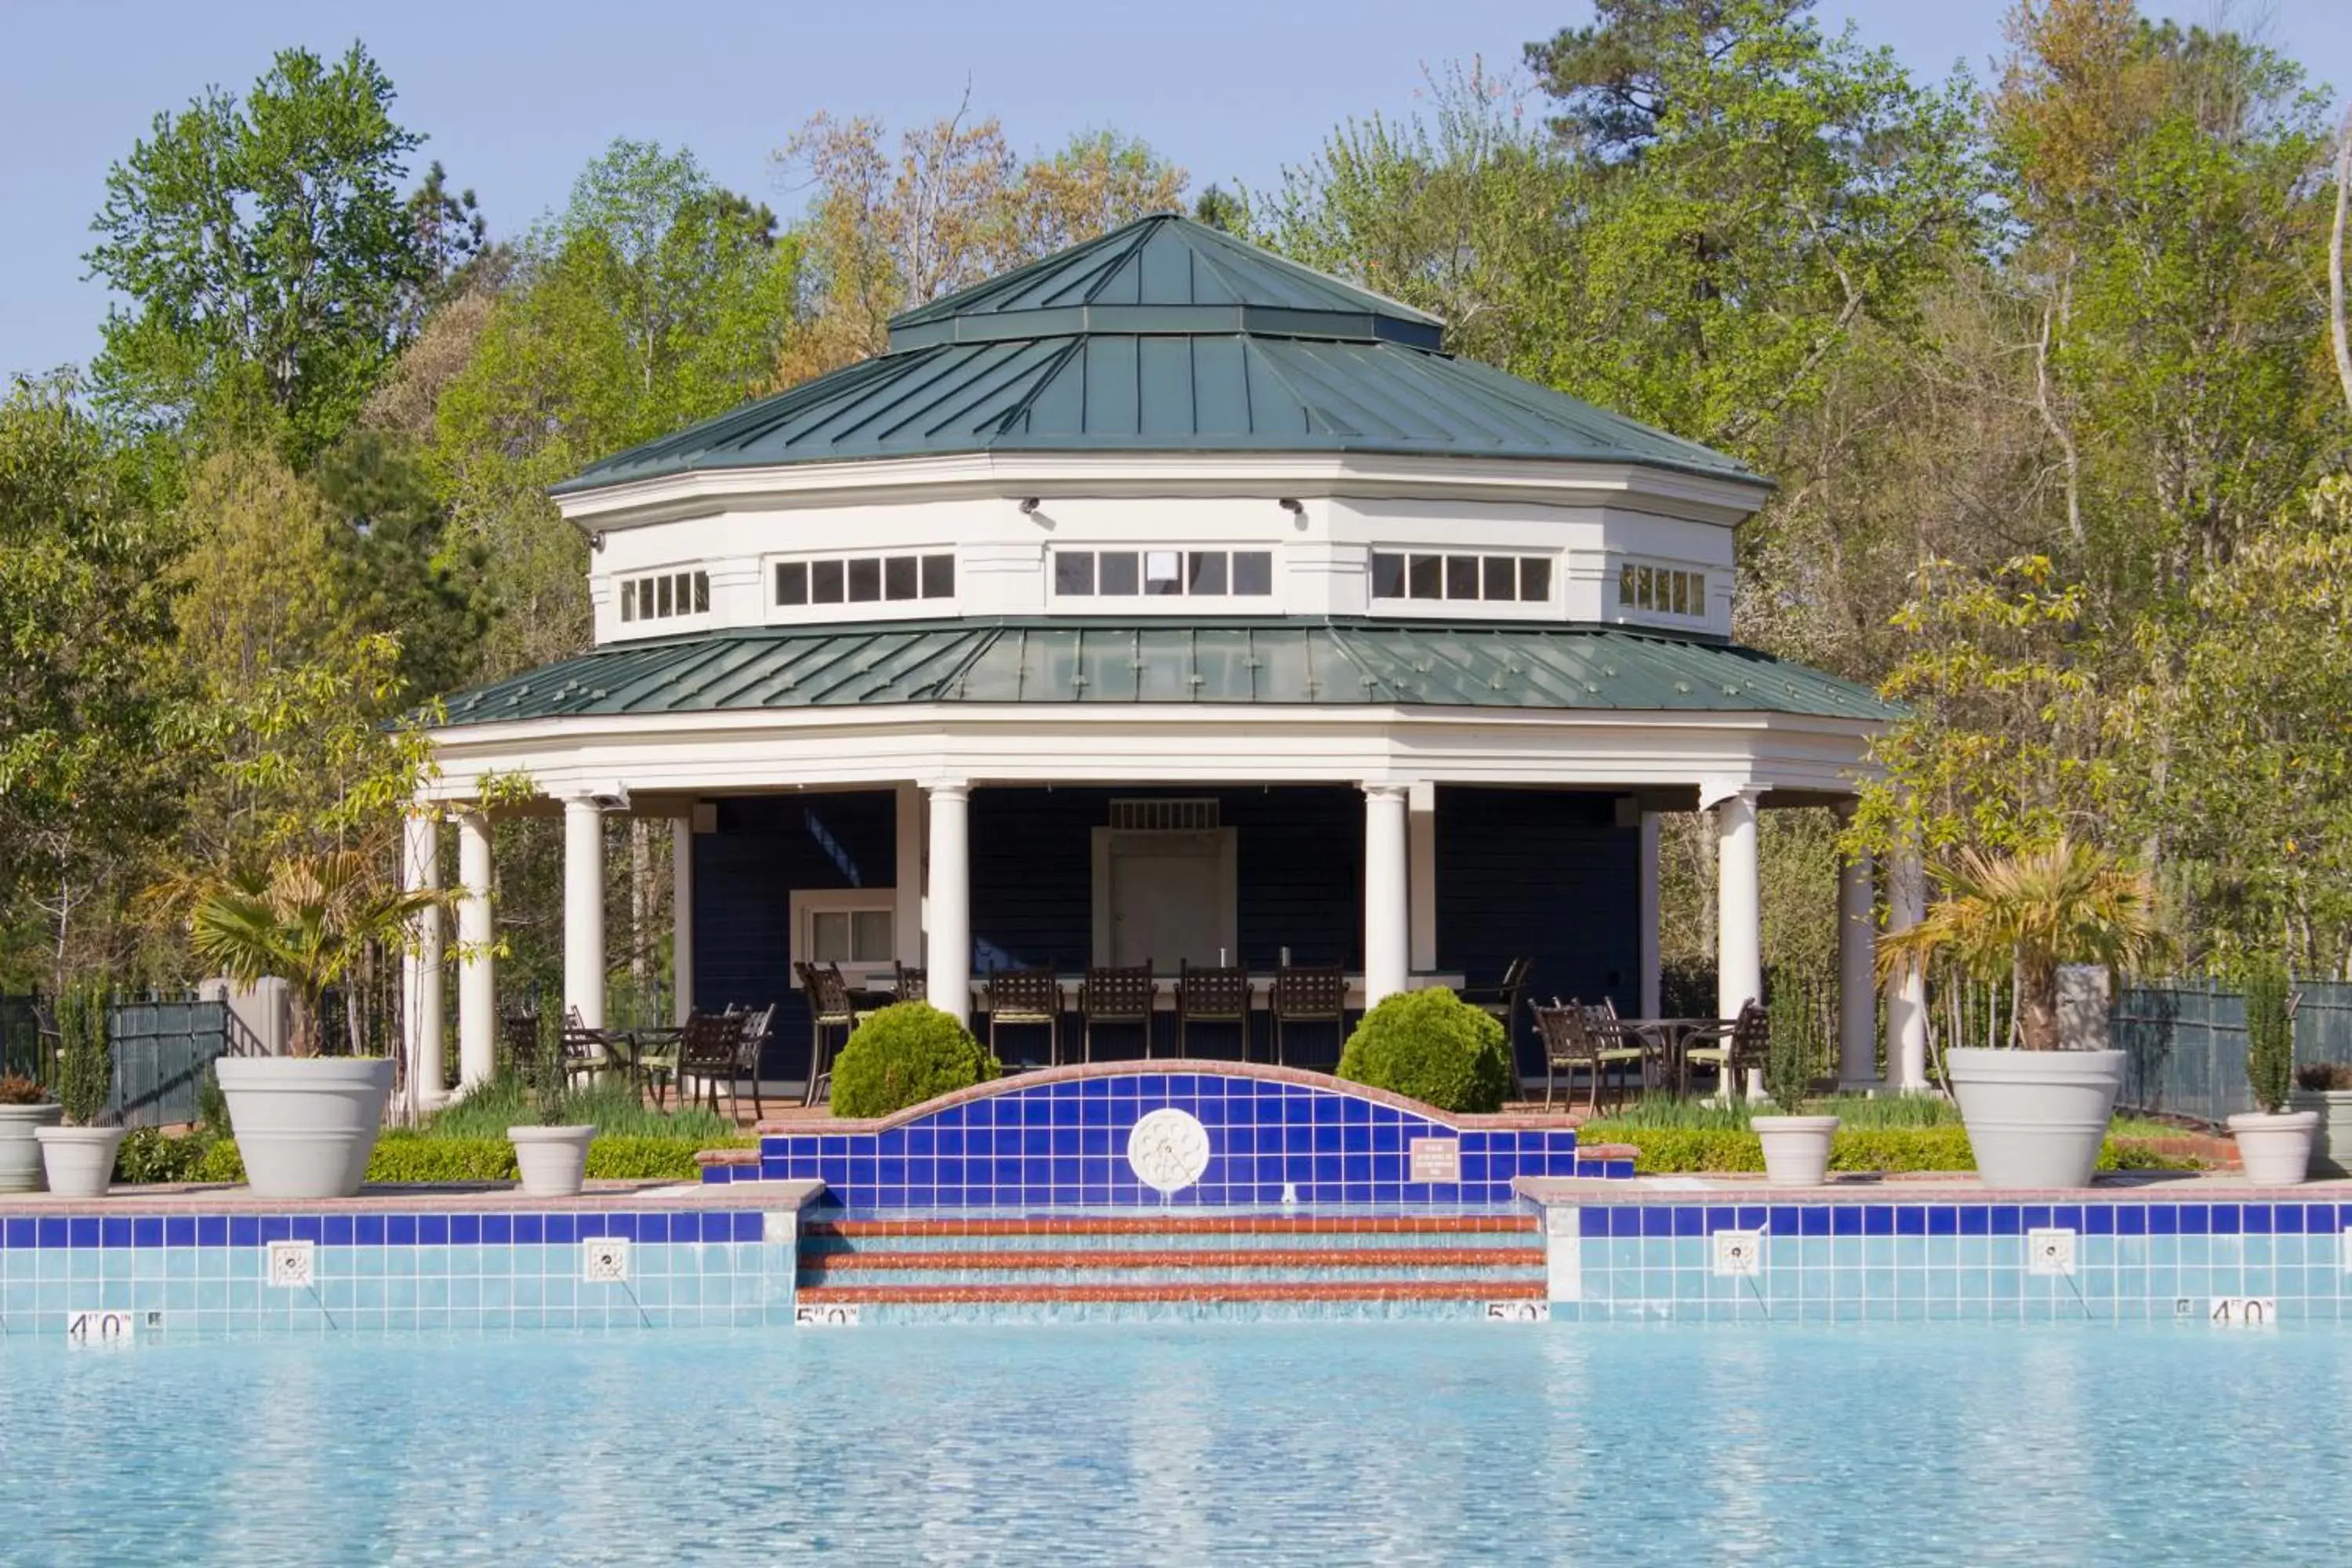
<box><xmin>556</xmin><ymin>214</ymin><xmax>1760</xmax><ymax>495</ymax></box>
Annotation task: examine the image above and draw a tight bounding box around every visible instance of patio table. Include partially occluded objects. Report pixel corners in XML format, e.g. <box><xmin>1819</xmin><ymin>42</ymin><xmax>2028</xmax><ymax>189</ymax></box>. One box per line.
<box><xmin>1615</xmin><ymin>1016</ymin><xmax>1729</xmax><ymax>1097</ymax></box>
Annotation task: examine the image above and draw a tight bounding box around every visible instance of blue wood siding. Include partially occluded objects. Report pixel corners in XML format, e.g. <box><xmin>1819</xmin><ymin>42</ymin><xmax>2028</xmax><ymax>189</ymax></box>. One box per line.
<box><xmin>1436</xmin><ymin>787</ymin><xmax>1639</xmax><ymax>1080</ymax></box>
<box><xmin>691</xmin><ymin>783</ymin><xmax>1635</xmax><ymax>1086</ymax></box>
<box><xmin>692</xmin><ymin>791</ymin><xmax>898</xmax><ymax>1082</ymax></box>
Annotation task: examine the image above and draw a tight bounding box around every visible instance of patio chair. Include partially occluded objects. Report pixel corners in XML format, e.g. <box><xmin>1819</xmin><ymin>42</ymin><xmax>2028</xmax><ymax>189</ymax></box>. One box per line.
<box><xmin>1458</xmin><ymin>957</ymin><xmax>1530</xmax><ymax>1060</ymax></box>
<box><xmin>984</xmin><ymin>967</ymin><xmax>1062</xmax><ymax>1069</ymax></box>
<box><xmin>678</xmin><ymin>1011</ymin><xmax>752</xmax><ymax>1119</ymax></box>
<box><xmin>889</xmin><ymin>961</ymin><xmax>927</xmax><ymax>1004</ymax></box>
<box><xmin>731</xmin><ymin>1003</ymin><xmax>775</xmax><ymax>1119</ymax></box>
<box><xmin>1534</xmin><ymin>1000</ymin><xmax>1643</xmax><ymax>1112</ymax></box>
<box><xmin>797</xmin><ymin>962</ymin><xmax>879</xmax><ymax>1106</ymax></box>
<box><xmin>1077</xmin><ymin>960</ymin><xmax>1154</xmax><ymax>1062</ymax></box>
<box><xmin>557</xmin><ymin>1022</ymin><xmax>611</xmax><ymax>1091</ymax></box>
<box><xmin>1269</xmin><ymin>963</ymin><xmax>1348</xmax><ymax>1068</ymax></box>
<box><xmin>1684</xmin><ymin>998</ymin><xmax>1768</xmax><ymax>1099</ymax></box>
<box><xmin>499</xmin><ymin>1010</ymin><xmax>541</xmax><ymax>1080</ymax></box>
<box><xmin>1175</xmin><ymin>960</ymin><xmax>1251</xmax><ymax>1061</ymax></box>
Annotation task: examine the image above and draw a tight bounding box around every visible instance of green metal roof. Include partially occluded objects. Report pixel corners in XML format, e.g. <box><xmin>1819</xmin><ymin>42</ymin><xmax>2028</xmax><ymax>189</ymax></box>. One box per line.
<box><xmin>555</xmin><ymin>216</ymin><xmax>1760</xmax><ymax>494</ymax></box>
<box><xmin>430</xmin><ymin>621</ymin><xmax>1892</xmax><ymax>728</ymax></box>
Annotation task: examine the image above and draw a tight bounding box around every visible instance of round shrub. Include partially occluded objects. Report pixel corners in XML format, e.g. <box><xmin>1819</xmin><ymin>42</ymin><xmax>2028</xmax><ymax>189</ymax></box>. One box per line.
<box><xmin>1336</xmin><ymin>988</ymin><xmax>1512</xmax><ymax>1114</ymax></box>
<box><xmin>829</xmin><ymin>1002</ymin><xmax>999</xmax><ymax>1119</ymax></box>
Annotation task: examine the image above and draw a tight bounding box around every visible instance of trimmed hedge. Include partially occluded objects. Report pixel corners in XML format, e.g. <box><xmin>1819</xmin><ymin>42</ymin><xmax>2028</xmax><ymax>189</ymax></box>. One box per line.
<box><xmin>1580</xmin><ymin>1122</ymin><xmax>2202</xmax><ymax>1175</ymax></box>
<box><xmin>830</xmin><ymin>1001</ymin><xmax>998</xmax><ymax>1119</ymax></box>
<box><xmin>140</xmin><ymin>1132</ymin><xmax>746</xmax><ymax>1187</ymax></box>
<box><xmin>1338</xmin><ymin>988</ymin><xmax>1513</xmax><ymax>1114</ymax></box>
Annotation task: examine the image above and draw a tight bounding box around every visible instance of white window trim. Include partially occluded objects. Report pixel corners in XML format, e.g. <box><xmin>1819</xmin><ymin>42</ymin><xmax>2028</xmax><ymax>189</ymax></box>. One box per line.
<box><xmin>1047</xmin><ymin>544</ymin><xmax>1284</xmax><ymax>612</ymax></box>
<box><xmin>610</xmin><ymin>565</ymin><xmax>714</xmax><ymax>631</ymax></box>
<box><xmin>1364</xmin><ymin>546</ymin><xmax>1561</xmax><ymax>619</ymax></box>
<box><xmin>787</xmin><ymin>887</ymin><xmax>900</xmax><ymax>982</ymax></box>
<box><xmin>1610</xmin><ymin>556</ymin><xmax>1714</xmax><ymax>626</ymax></box>
<box><xmin>765</xmin><ymin>548</ymin><xmax>960</xmax><ymax>625</ymax></box>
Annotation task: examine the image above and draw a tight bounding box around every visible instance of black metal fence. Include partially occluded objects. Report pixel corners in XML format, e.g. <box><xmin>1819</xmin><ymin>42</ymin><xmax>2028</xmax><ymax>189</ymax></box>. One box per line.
<box><xmin>0</xmin><ymin>991</ymin><xmax>238</xmax><ymax>1128</ymax></box>
<box><xmin>2113</xmin><ymin>978</ymin><xmax>2352</xmax><ymax>1127</ymax></box>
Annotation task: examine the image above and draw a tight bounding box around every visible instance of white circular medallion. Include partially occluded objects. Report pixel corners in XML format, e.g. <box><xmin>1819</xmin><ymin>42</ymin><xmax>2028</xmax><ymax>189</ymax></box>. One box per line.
<box><xmin>1126</xmin><ymin>1109</ymin><xmax>1212</xmax><ymax>1194</ymax></box>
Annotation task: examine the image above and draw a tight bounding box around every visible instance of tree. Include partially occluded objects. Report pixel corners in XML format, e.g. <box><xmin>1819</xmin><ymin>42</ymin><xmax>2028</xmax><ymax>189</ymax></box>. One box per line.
<box><xmin>775</xmin><ymin>110</ymin><xmax>1186</xmax><ymax>384</ymax></box>
<box><xmin>85</xmin><ymin>42</ymin><xmax>434</xmax><ymax>463</ymax></box>
<box><xmin>430</xmin><ymin>139</ymin><xmax>797</xmax><ymax>677</ymax></box>
<box><xmin>1878</xmin><ymin>837</ymin><xmax>2168</xmax><ymax>1051</ymax></box>
<box><xmin>0</xmin><ymin>374</ymin><xmax>191</xmax><ymax>986</ymax></box>
<box><xmin>314</xmin><ymin>430</ymin><xmax>486</xmax><ymax>702</ymax></box>
<box><xmin>1520</xmin><ymin>0</ymin><xmax>1980</xmax><ymax>456</ymax></box>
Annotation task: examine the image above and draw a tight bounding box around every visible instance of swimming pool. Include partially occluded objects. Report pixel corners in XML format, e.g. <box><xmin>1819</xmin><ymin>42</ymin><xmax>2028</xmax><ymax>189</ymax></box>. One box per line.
<box><xmin>2</xmin><ymin>1324</ymin><xmax>2343</xmax><ymax>1564</ymax></box>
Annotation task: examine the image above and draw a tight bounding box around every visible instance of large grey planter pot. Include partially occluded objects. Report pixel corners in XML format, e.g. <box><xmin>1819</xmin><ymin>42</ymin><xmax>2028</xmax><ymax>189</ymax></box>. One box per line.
<box><xmin>33</xmin><ymin>1126</ymin><xmax>125</xmax><ymax>1200</ymax></box>
<box><xmin>0</xmin><ymin>1102</ymin><xmax>64</xmax><ymax>1192</ymax></box>
<box><xmin>1752</xmin><ymin>1115</ymin><xmax>1838</xmax><ymax>1187</ymax></box>
<box><xmin>2227</xmin><ymin>1111</ymin><xmax>2318</xmax><ymax>1187</ymax></box>
<box><xmin>2289</xmin><ymin>1090</ymin><xmax>2352</xmax><ymax>1178</ymax></box>
<box><xmin>216</xmin><ymin>1056</ymin><xmax>394</xmax><ymax>1200</ymax></box>
<box><xmin>1947</xmin><ymin>1047</ymin><xmax>2124</xmax><ymax>1189</ymax></box>
<box><xmin>510</xmin><ymin>1125</ymin><xmax>595</xmax><ymax>1197</ymax></box>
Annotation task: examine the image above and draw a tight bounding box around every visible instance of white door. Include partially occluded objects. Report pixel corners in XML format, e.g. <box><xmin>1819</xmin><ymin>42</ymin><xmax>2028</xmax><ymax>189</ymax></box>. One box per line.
<box><xmin>1102</xmin><ymin>832</ymin><xmax>1234</xmax><ymax>967</ymax></box>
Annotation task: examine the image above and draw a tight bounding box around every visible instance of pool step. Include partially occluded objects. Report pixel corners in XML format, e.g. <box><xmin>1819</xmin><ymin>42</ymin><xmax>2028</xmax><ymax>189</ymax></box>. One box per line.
<box><xmin>793</xmin><ymin>1212</ymin><xmax>1548</xmax><ymax>1323</ymax></box>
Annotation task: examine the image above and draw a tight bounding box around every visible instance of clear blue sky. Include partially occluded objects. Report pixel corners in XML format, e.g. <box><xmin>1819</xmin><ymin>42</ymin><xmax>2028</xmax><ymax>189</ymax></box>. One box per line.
<box><xmin>2</xmin><ymin>0</ymin><xmax>2345</xmax><ymax>383</ymax></box>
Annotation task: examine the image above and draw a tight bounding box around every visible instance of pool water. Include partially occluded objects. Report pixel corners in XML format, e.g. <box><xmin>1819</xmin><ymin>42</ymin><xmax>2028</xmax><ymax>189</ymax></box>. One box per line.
<box><xmin>2</xmin><ymin>1325</ymin><xmax>2345</xmax><ymax>1564</ymax></box>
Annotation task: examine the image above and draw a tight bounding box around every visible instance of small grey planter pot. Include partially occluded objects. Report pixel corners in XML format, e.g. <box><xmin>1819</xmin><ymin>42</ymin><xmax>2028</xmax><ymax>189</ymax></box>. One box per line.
<box><xmin>0</xmin><ymin>1102</ymin><xmax>64</xmax><ymax>1192</ymax></box>
<box><xmin>2227</xmin><ymin>1111</ymin><xmax>2318</xmax><ymax>1187</ymax></box>
<box><xmin>1752</xmin><ymin>1115</ymin><xmax>1839</xmax><ymax>1187</ymax></box>
<box><xmin>2289</xmin><ymin>1089</ymin><xmax>2352</xmax><ymax>1178</ymax></box>
<box><xmin>34</xmin><ymin>1126</ymin><xmax>125</xmax><ymax>1200</ymax></box>
<box><xmin>1947</xmin><ymin>1047</ymin><xmax>2125</xmax><ymax>1189</ymax></box>
<box><xmin>216</xmin><ymin>1056</ymin><xmax>395</xmax><ymax>1200</ymax></box>
<box><xmin>510</xmin><ymin>1126</ymin><xmax>596</xmax><ymax>1197</ymax></box>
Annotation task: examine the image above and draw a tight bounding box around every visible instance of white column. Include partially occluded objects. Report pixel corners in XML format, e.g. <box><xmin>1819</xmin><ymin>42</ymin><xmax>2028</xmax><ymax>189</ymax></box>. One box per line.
<box><xmin>1638</xmin><ymin>810</ymin><xmax>1664</xmax><ymax>1018</ymax></box>
<box><xmin>671</xmin><ymin>815</ymin><xmax>695</xmax><ymax>1025</ymax></box>
<box><xmin>925</xmin><ymin>783</ymin><xmax>971</xmax><ymax>1020</ymax></box>
<box><xmin>1407</xmin><ymin>782</ymin><xmax>1438</xmax><ymax>973</ymax></box>
<box><xmin>1363</xmin><ymin>784</ymin><xmax>1410</xmax><ymax>1006</ymax></box>
<box><xmin>563</xmin><ymin>795</ymin><xmax>607</xmax><ymax>1029</ymax></box>
<box><xmin>1837</xmin><ymin>833</ymin><xmax>1878</xmax><ymax>1088</ymax></box>
<box><xmin>1709</xmin><ymin>785</ymin><xmax>1764</xmax><ymax>1022</ymax></box>
<box><xmin>455</xmin><ymin>810</ymin><xmax>496</xmax><ymax>1091</ymax></box>
<box><xmin>401</xmin><ymin>811</ymin><xmax>446</xmax><ymax>1115</ymax></box>
<box><xmin>895</xmin><ymin>782</ymin><xmax>925</xmax><ymax>970</ymax></box>
<box><xmin>1885</xmin><ymin>843</ymin><xmax>1929</xmax><ymax>1091</ymax></box>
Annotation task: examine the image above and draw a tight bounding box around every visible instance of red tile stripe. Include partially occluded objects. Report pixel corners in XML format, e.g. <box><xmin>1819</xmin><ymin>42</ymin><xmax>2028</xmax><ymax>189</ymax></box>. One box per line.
<box><xmin>797</xmin><ymin>1279</ymin><xmax>1549</xmax><ymax>1305</ymax></box>
<box><xmin>801</xmin><ymin>1214</ymin><xmax>1540</xmax><ymax>1239</ymax></box>
<box><xmin>799</xmin><ymin>1246</ymin><xmax>1547</xmax><ymax>1273</ymax></box>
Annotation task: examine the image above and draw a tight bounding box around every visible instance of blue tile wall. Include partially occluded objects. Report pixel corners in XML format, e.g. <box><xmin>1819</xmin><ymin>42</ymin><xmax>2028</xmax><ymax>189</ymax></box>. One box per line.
<box><xmin>0</xmin><ymin>1208</ymin><xmax>794</xmax><ymax>1337</ymax></box>
<box><xmin>719</xmin><ymin>1068</ymin><xmax>1610</xmax><ymax>1207</ymax></box>
<box><xmin>1541</xmin><ymin>1200</ymin><xmax>2352</xmax><ymax>1323</ymax></box>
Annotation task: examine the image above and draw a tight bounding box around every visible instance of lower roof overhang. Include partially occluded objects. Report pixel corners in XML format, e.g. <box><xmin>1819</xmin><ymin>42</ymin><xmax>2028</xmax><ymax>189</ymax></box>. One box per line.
<box><xmin>418</xmin><ymin>621</ymin><xmax>1891</xmax><ymax>807</ymax></box>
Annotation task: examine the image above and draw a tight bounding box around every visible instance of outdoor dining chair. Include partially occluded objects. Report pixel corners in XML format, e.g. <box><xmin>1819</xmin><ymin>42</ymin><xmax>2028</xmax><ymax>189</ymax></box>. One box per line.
<box><xmin>499</xmin><ymin>1010</ymin><xmax>540</xmax><ymax>1080</ymax></box>
<box><xmin>1458</xmin><ymin>957</ymin><xmax>1531</xmax><ymax>1060</ymax></box>
<box><xmin>889</xmin><ymin>961</ymin><xmax>926</xmax><ymax>1004</ymax></box>
<box><xmin>1684</xmin><ymin>998</ymin><xmax>1769</xmax><ymax>1099</ymax></box>
<box><xmin>1175</xmin><ymin>960</ymin><xmax>1251</xmax><ymax>1060</ymax></box>
<box><xmin>1534</xmin><ymin>1000</ymin><xmax>1644</xmax><ymax>1112</ymax></box>
<box><xmin>1269</xmin><ymin>962</ymin><xmax>1348</xmax><ymax>1068</ymax></box>
<box><xmin>678</xmin><ymin>1011</ymin><xmax>753</xmax><ymax>1119</ymax></box>
<box><xmin>731</xmin><ymin>1003</ymin><xmax>775</xmax><ymax>1120</ymax></box>
<box><xmin>1077</xmin><ymin>960</ymin><xmax>1154</xmax><ymax>1061</ymax></box>
<box><xmin>984</xmin><ymin>967</ymin><xmax>1062</xmax><ymax>1069</ymax></box>
<box><xmin>797</xmin><ymin>962</ymin><xmax>878</xmax><ymax>1106</ymax></box>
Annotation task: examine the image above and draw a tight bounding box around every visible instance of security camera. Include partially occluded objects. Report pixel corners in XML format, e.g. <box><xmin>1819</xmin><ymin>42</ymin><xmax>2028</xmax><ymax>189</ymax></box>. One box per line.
<box><xmin>586</xmin><ymin>786</ymin><xmax>631</xmax><ymax>811</ymax></box>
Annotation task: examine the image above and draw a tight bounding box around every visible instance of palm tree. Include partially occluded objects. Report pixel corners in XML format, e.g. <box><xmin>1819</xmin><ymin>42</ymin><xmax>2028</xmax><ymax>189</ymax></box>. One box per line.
<box><xmin>189</xmin><ymin>851</ymin><xmax>445</xmax><ymax>1058</ymax></box>
<box><xmin>1877</xmin><ymin>837</ymin><xmax>2170</xmax><ymax>1052</ymax></box>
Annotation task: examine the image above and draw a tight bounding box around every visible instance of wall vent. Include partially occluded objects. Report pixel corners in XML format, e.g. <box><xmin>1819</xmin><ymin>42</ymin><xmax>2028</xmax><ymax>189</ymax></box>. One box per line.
<box><xmin>1109</xmin><ymin>797</ymin><xmax>1220</xmax><ymax>832</ymax></box>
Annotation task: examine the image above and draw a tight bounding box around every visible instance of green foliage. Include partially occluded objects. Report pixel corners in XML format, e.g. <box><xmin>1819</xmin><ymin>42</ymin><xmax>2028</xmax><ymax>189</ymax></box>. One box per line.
<box><xmin>2241</xmin><ymin>957</ymin><xmax>2295</xmax><ymax>1115</ymax></box>
<box><xmin>0</xmin><ymin>376</ymin><xmax>191</xmax><ymax>939</ymax></box>
<box><xmin>175</xmin><ymin>1128</ymin><xmax>742</xmax><ymax>1186</ymax></box>
<box><xmin>1337</xmin><ymin>988</ymin><xmax>1512</xmax><ymax>1115</ymax></box>
<box><xmin>54</xmin><ymin>984</ymin><xmax>112</xmax><ymax>1127</ymax></box>
<box><xmin>1762</xmin><ymin>983</ymin><xmax>1815</xmax><ymax>1114</ymax></box>
<box><xmin>84</xmin><ymin>43</ymin><xmax>434</xmax><ymax>463</ymax></box>
<box><xmin>1599</xmin><ymin>1092</ymin><xmax>1959</xmax><ymax>1132</ymax></box>
<box><xmin>1581</xmin><ymin>1121</ymin><xmax>2199</xmax><ymax>1174</ymax></box>
<box><xmin>829</xmin><ymin>1003</ymin><xmax>998</xmax><ymax>1120</ymax></box>
<box><xmin>419</xmin><ymin>1073</ymin><xmax>734</xmax><ymax>1143</ymax></box>
<box><xmin>113</xmin><ymin>1127</ymin><xmax>210</xmax><ymax>1183</ymax></box>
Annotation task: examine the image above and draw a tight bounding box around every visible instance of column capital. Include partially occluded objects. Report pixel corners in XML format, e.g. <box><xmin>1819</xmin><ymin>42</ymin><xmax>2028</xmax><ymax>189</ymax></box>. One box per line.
<box><xmin>1359</xmin><ymin>781</ymin><xmax>1410</xmax><ymax>802</ymax></box>
<box><xmin>924</xmin><ymin>779</ymin><xmax>971</xmax><ymax>800</ymax></box>
<box><xmin>1698</xmin><ymin>777</ymin><xmax>1764</xmax><ymax>812</ymax></box>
